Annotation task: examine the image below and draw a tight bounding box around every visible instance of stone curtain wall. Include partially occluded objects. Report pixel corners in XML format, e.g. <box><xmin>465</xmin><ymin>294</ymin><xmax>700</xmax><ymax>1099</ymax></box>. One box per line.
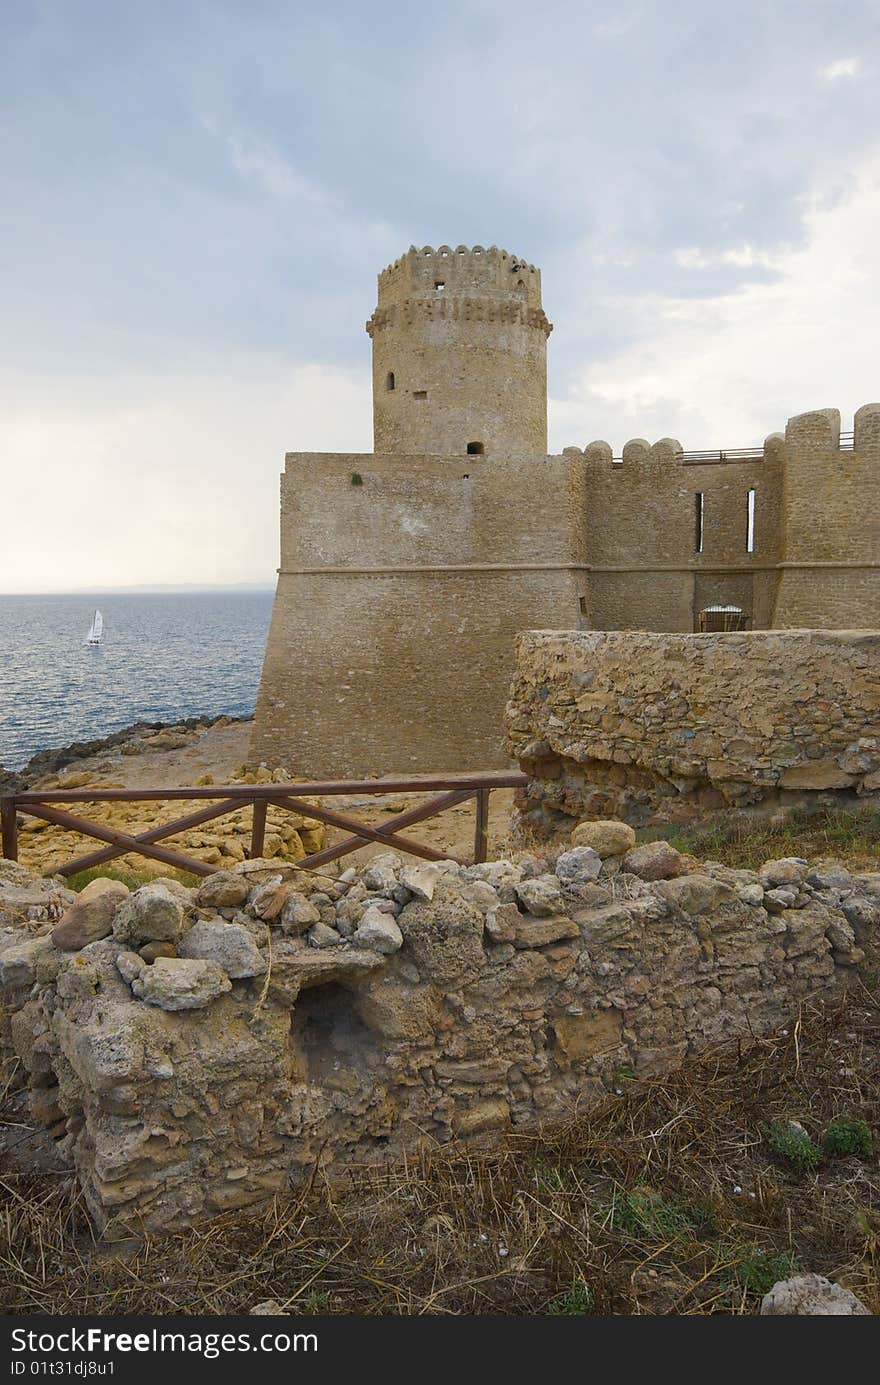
<box><xmin>579</xmin><ymin>436</ymin><xmax>784</xmax><ymax>633</ymax></box>
<box><xmin>2</xmin><ymin>845</ymin><xmax>877</xmax><ymax>1236</ymax></box>
<box><xmin>505</xmin><ymin>630</ymin><xmax>880</xmax><ymax>832</ymax></box>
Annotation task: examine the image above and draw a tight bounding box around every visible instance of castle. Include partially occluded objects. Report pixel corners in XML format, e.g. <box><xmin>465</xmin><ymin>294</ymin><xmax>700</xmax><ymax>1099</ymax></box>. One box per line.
<box><xmin>251</xmin><ymin>244</ymin><xmax>880</xmax><ymax>777</ymax></box>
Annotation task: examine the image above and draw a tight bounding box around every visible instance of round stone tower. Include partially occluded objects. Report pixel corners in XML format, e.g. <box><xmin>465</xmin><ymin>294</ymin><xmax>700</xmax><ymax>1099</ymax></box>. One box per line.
<box><xmin>366</xmin><ymin>244</ymin><xmax>552</xmax><ymax>456</ymax></box>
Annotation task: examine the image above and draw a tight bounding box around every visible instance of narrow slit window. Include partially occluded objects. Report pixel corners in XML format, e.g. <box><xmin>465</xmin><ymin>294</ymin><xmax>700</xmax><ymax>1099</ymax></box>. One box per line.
<box><xmin>386</xmin><ymin>371</ymin><xmax>395</xmax><ymax>391</ymax></box>
<box><xmin>746</xmin><ymin>488</ymin><xmax>756</xmax><ymax>553</ymax></box>
<box><xmin>413</xmin><ymin>390</ymin><xmax>427</xmax><ymax>400</ymax></box>
<box><xmin>466</xmin><ymin>441</ymin><xmax>484</xmax><ymax>455</ymax></box>
<box><xmin>694</xmin><ymin>492</ymin><xmax>704</xmax><ymax>553</ymax></box>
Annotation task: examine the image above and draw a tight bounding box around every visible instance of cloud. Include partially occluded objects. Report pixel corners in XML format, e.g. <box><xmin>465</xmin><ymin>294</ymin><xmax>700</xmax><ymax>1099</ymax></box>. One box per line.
<box><xmin>818</xmin><ymin>57</ymin><xmax>861</xmax><ymax>80</ymax></box>
<box><xmin>551</xmin><ymin>151</ymin><xmax>880</xmax><ymax>451</ymax></box>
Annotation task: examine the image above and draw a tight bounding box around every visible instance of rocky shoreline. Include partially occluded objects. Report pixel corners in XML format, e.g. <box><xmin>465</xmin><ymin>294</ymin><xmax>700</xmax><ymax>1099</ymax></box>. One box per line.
<box><xmin>0</xmin><ymin>713</ymin><xmax>254</xmax><ymax>795</ymax></box>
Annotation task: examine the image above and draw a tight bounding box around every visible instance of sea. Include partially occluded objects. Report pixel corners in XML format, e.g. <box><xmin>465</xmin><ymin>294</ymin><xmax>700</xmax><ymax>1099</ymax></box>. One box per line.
<box><xmin>0</xmin><ymin>591</ymin><xmax>274</xmax><ymax>771</ymax></box>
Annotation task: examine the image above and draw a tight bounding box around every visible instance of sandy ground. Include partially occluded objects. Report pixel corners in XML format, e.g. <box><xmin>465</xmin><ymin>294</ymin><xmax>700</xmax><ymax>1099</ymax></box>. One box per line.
<box><xmin>29</xmin><ymin>719</ymin><xmax>521</xmax><ymax>870</ymax></box>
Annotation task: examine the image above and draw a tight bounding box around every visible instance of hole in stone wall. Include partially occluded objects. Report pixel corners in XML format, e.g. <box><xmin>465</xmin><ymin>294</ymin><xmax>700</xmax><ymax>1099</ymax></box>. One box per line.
<box><xmin>290</xmin><ymin>983</ymin><xmax>379</xmax><ymax>1082</ymax></box>
<box><xmin>386</xmin><ymin>372</ymin><xmax>395</xmax><ymax>391</ymax></box>
<box><xmin>466</xmin><ymin>441</ymin><xmax>484</xmax><ymax>455</ymax></box>
<box><xmin>413</xmin><ymin>390</ymin><xmax>427</xmax><ymax>400</ymax></box>
<box><xmin>434</xmin><ymin>281</ymin><xmax>445</xmax><ymax>292</ymax></box>
<box><xmin>694</xmin><ymin>492</ymin><xmax>704</xmax><ymax>553</ymax></box>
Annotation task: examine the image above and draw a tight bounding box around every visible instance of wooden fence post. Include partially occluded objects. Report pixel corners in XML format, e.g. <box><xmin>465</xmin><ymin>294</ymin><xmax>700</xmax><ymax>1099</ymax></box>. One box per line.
<box><xmin>1</xmin><ymin>798</ymin><xmax>18</xmax><ymax>862</ymax></box>
<box><xmin>250</xmin><ymin>799</ymin><xmax>267</xmax><ymax>859</ymax></box>
<box><xmin>474</xmin><ymin>788</ymin><xmax>489</xmax><ymax>864</ymax></box>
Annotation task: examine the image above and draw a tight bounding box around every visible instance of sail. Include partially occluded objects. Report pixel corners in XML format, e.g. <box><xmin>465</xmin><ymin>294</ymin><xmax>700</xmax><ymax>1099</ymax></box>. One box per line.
<box><xmin>86</xmin><ymin>608</ymin><xmax>104</xmax><ymax>643</ymax></box>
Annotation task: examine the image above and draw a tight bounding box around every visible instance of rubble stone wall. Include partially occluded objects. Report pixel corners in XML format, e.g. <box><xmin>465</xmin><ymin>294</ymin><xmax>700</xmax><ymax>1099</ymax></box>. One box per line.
<box><xmin>505</xmin><ymin>629</ymin><xmax>880</xmax><ymax>832</ymax></box>
<box><xmin>2</xmin><ymin>840</ymin><xmax>877</xmax><ymax>1238</ymax></box>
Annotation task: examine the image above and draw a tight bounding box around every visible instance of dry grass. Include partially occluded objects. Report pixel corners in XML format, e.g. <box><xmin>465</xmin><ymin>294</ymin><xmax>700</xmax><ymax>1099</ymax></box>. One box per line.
<box><xmin>1</xmin><ymin>987</ymin><xmax>878</xmax><ymax>1316</ymax></box>
<box><xmin>643</xmin><ymin>802</ymin><xmax>880</xmax><ymax>874</ymax></box>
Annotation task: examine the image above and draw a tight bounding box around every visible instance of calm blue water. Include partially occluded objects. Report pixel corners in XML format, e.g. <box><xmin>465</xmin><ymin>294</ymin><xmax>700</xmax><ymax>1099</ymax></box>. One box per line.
<box><xmin>0</xmin><ymin>592</ymin><xmax>274</xmax><ymax>770</ymax></box>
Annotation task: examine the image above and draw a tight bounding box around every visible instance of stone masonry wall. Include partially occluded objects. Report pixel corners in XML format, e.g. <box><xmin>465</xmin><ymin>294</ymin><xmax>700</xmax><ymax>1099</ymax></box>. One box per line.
<box><xmin>2</xmin><ymin>842</ymin><xmax>878</xmax><ymax>1237</ymax></box>
<box><xmin>506</xmin><ymin>630</ymin><xmax>880</xmax><ymax>833</ymax></box>
<box><xmin>250</xmin><ymin>450</ymin><xmax>589</xmax><ymax>777</ymax></box>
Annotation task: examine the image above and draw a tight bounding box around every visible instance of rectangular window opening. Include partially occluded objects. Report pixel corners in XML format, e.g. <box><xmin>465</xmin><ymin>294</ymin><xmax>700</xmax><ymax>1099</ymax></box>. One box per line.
<box><xmin>413</xmin><ymin>390</ymin><xmax>427</xmax><ymax>400</ymax></box>
<box><xmin>746</xmin><ymin>488</ymin><xmax>756</xmax><ymax>553</ymax></box>
<box><xmin>434</xmin><ymin>281</ymin><xmax>445</xmax><ymax>292</ymax></box>
<box><xmin>694</xmin><ymin>492</ymin><xmax>704</xmax><ymax>554</ymax></box>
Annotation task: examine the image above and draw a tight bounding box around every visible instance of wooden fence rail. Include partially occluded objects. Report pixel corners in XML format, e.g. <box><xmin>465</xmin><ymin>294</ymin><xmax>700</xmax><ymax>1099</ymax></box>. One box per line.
<box><xmin>0</xmin><ymin>773</ymin><xmax>526</xmax><ymax>879</ymax></box>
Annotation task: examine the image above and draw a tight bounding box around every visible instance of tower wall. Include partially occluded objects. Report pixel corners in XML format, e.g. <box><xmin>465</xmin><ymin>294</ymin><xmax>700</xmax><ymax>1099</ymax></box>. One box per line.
<box><xmin>772</xmin><ymin>404</ymin><xmax>880</xmax><ymax>627</ymax></box>
<box><xmin>367</xmin><ymin>245</ymin><xmax>551</xmax><ymax>456</ymax></box>
<box><xmin>250</xmin><ymin>450</ymin><xmax>588</xmax><ymax>776</ymax></box>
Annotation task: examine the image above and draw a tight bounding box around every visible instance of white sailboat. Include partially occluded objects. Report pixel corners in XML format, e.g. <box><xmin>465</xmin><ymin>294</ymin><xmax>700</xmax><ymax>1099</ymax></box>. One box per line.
<box><xmin>84</xmin><ymin>608</ymin><xmax>104</xmax><ymax>646</ymax></box>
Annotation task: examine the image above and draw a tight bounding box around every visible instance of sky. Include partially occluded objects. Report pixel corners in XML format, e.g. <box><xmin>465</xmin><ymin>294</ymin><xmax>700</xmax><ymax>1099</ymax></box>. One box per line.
<box><xmin>1</xmin><ymin>0</ymin><xmax>878</xmax><ymax>591</ymax></box>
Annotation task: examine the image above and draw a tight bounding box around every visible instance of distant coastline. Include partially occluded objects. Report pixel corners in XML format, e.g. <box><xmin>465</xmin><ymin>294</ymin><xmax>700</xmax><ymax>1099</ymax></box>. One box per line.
<box><xmin>0</xmin><ymin>583</ymin><xmax>276</xmax><ymax>597</ymax></box>
<box><xmin>0</xmin><ymin>712</ymin><xmax>254</xmax><ymax>794</ymax></box>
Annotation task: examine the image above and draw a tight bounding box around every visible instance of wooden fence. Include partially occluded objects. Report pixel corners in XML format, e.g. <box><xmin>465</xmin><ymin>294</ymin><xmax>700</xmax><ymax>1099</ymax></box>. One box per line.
<box><xmin>0</xmin><ymin>772</ymin><xmax>526</xmax><ymax>878</ymax></box>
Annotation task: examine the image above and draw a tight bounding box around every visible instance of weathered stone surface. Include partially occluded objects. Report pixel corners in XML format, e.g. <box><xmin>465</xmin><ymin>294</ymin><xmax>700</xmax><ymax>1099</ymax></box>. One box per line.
<box><xmin>485</xmin><ymin>901</ymin><xmax>520</xmax><ymax>943</ymax></box>
<box><xmin>507</xmin><ymin>631</ymin><xmax>880</xmax><ymax>833</ymax></box>
<box><xmin>179</xmin><ymin>919</ymin><xmax>267</xmax><ymax>979</ymax></box>
<box><xmin>760</xmin><ymin>1274</ymin><xmax>871</xmax><ymax>1316</ymax></box>
<box><xmin>571</xmin><ymin>820</ymin><xmax>636</xmax><ymax>857</ymax></box>
<box><xmin>113</xmin><ymin>884</ymin><xmax>184</xmax><ymax>947</ymax></box>
<box><xmin>515</xmin><ymin>875</ymin><xmax>565</xmax><ymax>916</ymax></box>
<box><xmin>761</xmin><ymin>858</ymin><xmax>808</xmax><ymax>887</ymax></box>
<box><xmin>195</xmin><ymin>872</ymin><xmax>249</xmax><ymax>910</ymax></box>
<box><xmin>353</xmin><ymin>906</ymin><xmax>403</xmax><ymax>954</ymax></box>
<box><xmin>399</xmin><ymin>863</ymin><xmax>440</xmax><ymax>901</ymax></box>
<box><xmin>0</xmin><ymin>934</ymin><xmax>55</xmax><ymax>988</ymax></box>
<box><xmin>453</xmin><ymin>1099</ymin><xmax>510</xmax><ymax>1137</ymax></box>
<box><xmin>139</xmin><ymin>941</ymin><xmax>178</xmax><ymax>962</ymax></box>
<box><xmin>512</xmin><ymin>915</ymin><xmax>579</xmax><ymax>949</ymax></box>
<box><xmin>271</xmin><ymin>939</ymin><xmax>384</xmax><ymax>989</ymax></box>
<box><xmin>555</xmin><ymin>846</ymin><xmax>603</xmax><ymax>886</ymax></box>
<box><xmin>361</xmin><ymin>853</ymin><xmax>401</xmax><ymax>892</ymax></box>
<box><xmin>53</xmin><ymin>882</ymin><xmax>129</xmax><ymax>950</ymax></box>
<box><xmin>398</xmin><ymin>887</ymin><xmax>486</xmax><ymax>985</ymax></box>
<box><xmin>131</xmin><ymin>956</ymin><xmax>232</xmax><ymax>1010</ymax></box>
<box><xmin>622</xmin><ymin>841</ymin><xmax>685</xmax><ymax>882</ymax></box>
<box><xmin>281</xmin><ymin>894</ymin><xmax>322</xmax><ymax>936</ymax></box>
<box><xmin>307</xmin><ymin>921</ymin><xmax>342</xmax><ymax>947</ymax></box>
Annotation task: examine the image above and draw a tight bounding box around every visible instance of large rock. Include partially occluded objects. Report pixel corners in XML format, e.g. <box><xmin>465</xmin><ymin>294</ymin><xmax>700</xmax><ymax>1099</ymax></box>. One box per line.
<box><xmin>760</xmin><ymin>1274</ymin><xmax>871</xmax><ymax>1315</ymax></box>
<box><xmin>353</xmin><ymin>905</ymin><xmax>403</xmax><ymax>955</ymax></box>
<box><xmin>398</xmin><ymin>886</ymin><xmax>486</xmax><ymax>986</ymax></box>
<box><xmin>112</xmin><ymin>884</ymin><xmax>184</xmax><ymax>946</ymax></box>
<box><xmin>179</xmin><ymin>919</ymin><xmax>267</xmax><ymax>978</ymax></box>
<box><xmin>195</xmin><ymin>872</ymin><xmax>249</xmax><ymax>910</ymax></box>
<box><xmin>622</xmin><ymin>840</ymin><xmax>686</xmax><ymax>881</ymax></box>
<box><xmin>399</xmin><ymin>862</ymin><xmax>440</xmax><ymax>901</ymax></box>
<box><xmin>280</xmin><ymin>893</ymin><xmax>321</xmax><ymax>936</ymax></box>
<box><xmin>515</xmin><ymin>875</ymin><xmax>565</xmax><ymax>916</ymax></box>
<box><xmin>555</xmin><ymin>847</ymin><xmax>603</xmax><ymax>887</ymax></box>
<box><xmin>361</xmin><ymin>853</ymin><xmax>401</xmax><ymax>893</ymax></box>
<box><xmin>132</xmin><ymin>956</ymin><xmax>231</xmax><ymax>1011</ymax></box>
<box><xmin>0</xmin><ymin>935</ymin><xmax>56</xmax><ymax>989</ymax></box>
<box><xmin>571</xmin><ymin>820</ymin><xmax>636</xmax><ymax>857</ymax></box>
<box><xmin>53</xmin><ymin>880</ymin><xmax>130</xmax><ymax>950</ymax></box>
